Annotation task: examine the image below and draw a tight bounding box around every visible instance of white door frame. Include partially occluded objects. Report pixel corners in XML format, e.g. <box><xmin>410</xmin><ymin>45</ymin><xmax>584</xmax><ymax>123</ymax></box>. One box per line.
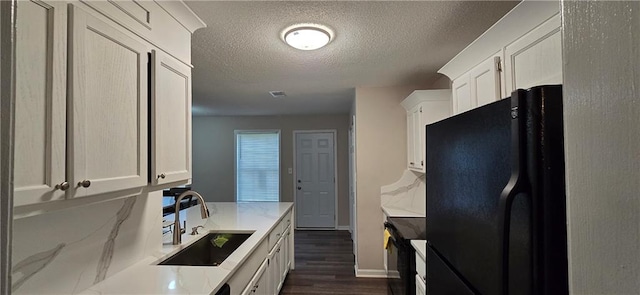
<box><xmin>348</xmin><ymin>115</ymin><xmax>358</xmax><ymax>260</ymax></box>
<box><xmin>292</xmin><ymin>130</ymin><xmax>338</xmax><ymax>229</ymax></box>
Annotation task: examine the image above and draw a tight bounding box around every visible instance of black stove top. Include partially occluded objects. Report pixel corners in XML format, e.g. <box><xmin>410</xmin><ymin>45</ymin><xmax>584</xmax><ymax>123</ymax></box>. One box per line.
<box><xmin>386</xmin><ymin>217</ymin><xmax>426</xmax><ymax>240</ymax></box>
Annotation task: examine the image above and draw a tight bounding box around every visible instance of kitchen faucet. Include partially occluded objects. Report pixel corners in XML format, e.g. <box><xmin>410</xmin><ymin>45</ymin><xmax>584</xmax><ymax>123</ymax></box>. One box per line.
<box><xmin>173</xmin><ymin>190</ymin><xmax>210</xmax><ymax>245</ymax></box>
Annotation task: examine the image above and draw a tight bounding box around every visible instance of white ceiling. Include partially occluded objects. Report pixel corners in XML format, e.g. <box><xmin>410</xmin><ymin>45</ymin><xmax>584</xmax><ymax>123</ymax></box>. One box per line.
<box><xmin>186</xmin><ymin>1</ymin><xmax>520</xmax><ymax>116</ymax></box>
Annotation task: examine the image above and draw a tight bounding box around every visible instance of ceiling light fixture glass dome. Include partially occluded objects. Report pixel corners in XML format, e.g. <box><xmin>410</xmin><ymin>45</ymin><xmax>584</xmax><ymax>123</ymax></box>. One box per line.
<box><xmin>283</xmin><ymin>25</ymin><xmax>332</xmax><ymax>50</ymax></box>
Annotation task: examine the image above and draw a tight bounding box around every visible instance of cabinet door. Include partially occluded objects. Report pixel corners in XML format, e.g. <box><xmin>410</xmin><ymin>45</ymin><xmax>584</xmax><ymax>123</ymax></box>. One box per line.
<box><xmin>241</xmin><ymin>259</ymin><xmax>268</xmax><ymax>295</ymax></box>
<box><xmin>412</xmin><ymin>106</ymin><xmax>422</xmax><ymax>170</ymax></box>
<box><xmin>281</xmin><ymin>226</ymin><xmax>290</xmax><ymax>279</ymax></box>
<box><xmin>406</xmin><ymin>110</ymin><xmax>415</xmax><ymax>169</ymax></box>
<box><xmin>68</xmin><ymin>5</ymin><xmax>148</xmax><ymax>198</ymax></box>
<box><xmin>14</xmin><ymin>0</ymin><xmax>67</xmax><ymax>206</ymax></box>
<box><xmin>470</xmin><ymin>54</ymin><xmax>502</xmax><ymax>108</ymax></box>
<box><xmin>269</xmin><ymin>242</ymin><xmax>282</xmax><ymax>294</ymax></box>
<box><xmin>151</xmin><ymin>50</ymin><xmax>192</xmax><ymax>185</ymax></box>
<box><xmin>409</xmin><ymin>105</ymin><xmax>424</xmax><ymax>173</ymax></box>
<box><xmin>504</xmin><ymin>14</ymin><xmax>562</xmax><ymax>94</ymax></box>
<box><xmin>452</xmin><ymin>75</ymin><xmax>472</xmax><ymax>115</ymax></box>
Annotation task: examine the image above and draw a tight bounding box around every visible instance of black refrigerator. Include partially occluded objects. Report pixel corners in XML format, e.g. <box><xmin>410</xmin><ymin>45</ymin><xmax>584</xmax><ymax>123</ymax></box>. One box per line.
<box><xmin>425</xmin><ymin>85</ymin><xmax>568</xmax><ymax>295</ymax></box>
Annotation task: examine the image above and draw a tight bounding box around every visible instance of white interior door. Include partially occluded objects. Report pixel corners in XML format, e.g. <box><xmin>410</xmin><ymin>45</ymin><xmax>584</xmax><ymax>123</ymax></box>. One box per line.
<box><xmin>295</xmin><ymin>132</ymin><xmax>336</xmax><ymax>228</ymax></box>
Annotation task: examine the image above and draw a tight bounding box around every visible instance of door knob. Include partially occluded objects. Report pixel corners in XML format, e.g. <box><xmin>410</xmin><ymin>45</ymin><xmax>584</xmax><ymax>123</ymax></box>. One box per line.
<box><xmin>78</xmin><ymin>180</ymin><xmax>91</xmax><ymax>188</ymax></box>
<box><xmin>55</xmin><ymin>181</ymin><xmax>69</xmax><ymax>191</ymax></box>
<box><xmin>297</xmin><ymin>187</ymin><xmax>301</xmax><ymax>190</ymax></box>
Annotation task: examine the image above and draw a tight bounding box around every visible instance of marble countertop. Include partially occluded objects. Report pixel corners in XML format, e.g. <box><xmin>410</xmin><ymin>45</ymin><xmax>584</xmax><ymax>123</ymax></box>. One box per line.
<box><xmin>381</xmin><ymin>204</ymin><xmax>425</xmax><ymax>218</ymax></box>
<box><xmin>411</xmin><ymin>240</ymin><xmax>426</xmax><ymax>261</ymax></box>
<box><xmin>81</xmin><ymin>202</ymin><xmax>293</xmax><ymax>295</ymax></box>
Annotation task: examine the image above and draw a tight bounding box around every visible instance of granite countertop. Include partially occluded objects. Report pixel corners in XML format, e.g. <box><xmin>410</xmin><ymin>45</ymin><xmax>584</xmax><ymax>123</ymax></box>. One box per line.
<box><xmin>81</xmin><ymin>202</ymin><xmax>293</xmax><ymax>295</ymax></box>
<box><xmin>411</xmin><ymin>240</ymin><xmax>426</xmax><ymax>261</ymax></box>
<box><xmin>381</xmin><ymin>204</ymin><xmax>425</xmax><ymax>218</ymax></box>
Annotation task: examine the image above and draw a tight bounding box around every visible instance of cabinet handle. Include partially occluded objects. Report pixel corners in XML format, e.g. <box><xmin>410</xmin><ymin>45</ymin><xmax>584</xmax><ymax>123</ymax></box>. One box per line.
<box><xmin>78</xmin><ymin>180</ymin><xmax>91</xmax><ymax>188</ymax></box>
<box><xmin>409</xmin><ymin>162</ymin><xmax>415</xmax><ymax>166</ymax></box>
<box><xmin>55</xmin><ymin>181</ymin><xmax>69</xmax><ymax>191</ymax></box>
<box><xmin>158</xmin><ymin>173</ymin><xmax>166</xmax><ymax>179</ymax></box>
<box><xmin>421</xmin><ymin>161</ymin><xmax>424</xmax><ymax>166</ymax></box>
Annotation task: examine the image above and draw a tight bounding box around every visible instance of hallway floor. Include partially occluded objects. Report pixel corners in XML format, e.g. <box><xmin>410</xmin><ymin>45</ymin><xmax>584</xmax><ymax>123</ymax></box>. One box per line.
<box><xmin>280</xmin><ymin>230</ymin><xmax>388</xmax><ymax>295</ymax></box>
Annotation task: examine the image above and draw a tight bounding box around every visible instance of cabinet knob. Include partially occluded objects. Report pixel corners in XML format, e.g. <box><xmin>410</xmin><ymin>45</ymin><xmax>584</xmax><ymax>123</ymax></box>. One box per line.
<box><xmin>55</xmin><ymin>181</ymin><xmax>69</xmax><ymax>191</ymax></box>
<box><xmin>78</xmin><ymin>180</ymin><xmax>91</xmax><ymax>188</ymax></box>
<box><xmin>297</xmin><ymin>186</ymin><xmax>301</xmax><ymax>190</ymax></box>
<box><xmin>421</xmin><ymin>161</ymin><xmax>424</xmax><ymax>166</ymax></box>
<box><xmin>409</xmin><ymin>162</ymin><xmax>415</xmax><ymax>166</ymax></box>
<box><xmin>158</xmin><ymin>173</ymin><xmax>166</xmax><ymax>179</ymax></box>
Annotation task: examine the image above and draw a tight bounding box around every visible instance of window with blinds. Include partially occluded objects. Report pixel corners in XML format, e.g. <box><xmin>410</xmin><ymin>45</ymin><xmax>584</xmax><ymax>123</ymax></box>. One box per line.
<box><xmin>235</xmin><ymin>130</ymin><xmax>280</xmax><ymax>202</ymax></box>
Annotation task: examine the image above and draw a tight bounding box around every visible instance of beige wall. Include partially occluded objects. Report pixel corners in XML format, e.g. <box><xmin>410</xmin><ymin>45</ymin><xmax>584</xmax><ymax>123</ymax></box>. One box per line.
<box><xmin>192</xmin><ymin>115</ymin><xmax>351</xmax><ymax>227</ymax></box>
<box><xmin>353</xmin><ymin>86</ymin><xmax>414</xmax><ymax>271</ymax></box>
<box><xmin>562</xmin><ymin>1</ymin><xmax>640</xmax><ymax>293</ymax></box>
<box><xmin>427</xmin><ymin>74</ymin><xmax>451</xmax><ymax>89</ymax></box>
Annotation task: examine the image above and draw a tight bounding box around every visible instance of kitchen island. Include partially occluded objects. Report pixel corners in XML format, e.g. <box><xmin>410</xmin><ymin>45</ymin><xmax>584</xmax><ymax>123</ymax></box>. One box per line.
<box><xmin>81</xmin><ymin>202</ymin><xmax>294</xmax><ymax>295</ymax></box>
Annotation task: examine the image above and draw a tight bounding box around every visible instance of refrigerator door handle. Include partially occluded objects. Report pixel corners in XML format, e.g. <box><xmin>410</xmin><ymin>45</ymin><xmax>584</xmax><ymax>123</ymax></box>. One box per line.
<box><xmin>497</xmin><ymin>89</ymin><xmax>530</xmax><ymax>295</ymax></box>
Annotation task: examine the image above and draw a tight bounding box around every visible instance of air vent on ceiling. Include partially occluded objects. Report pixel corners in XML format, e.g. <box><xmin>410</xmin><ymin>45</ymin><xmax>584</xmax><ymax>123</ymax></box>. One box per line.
<box><xmin>269</xmin><ymin>91</ymin><xmax>287</xmax><ymax>98</ymax></box>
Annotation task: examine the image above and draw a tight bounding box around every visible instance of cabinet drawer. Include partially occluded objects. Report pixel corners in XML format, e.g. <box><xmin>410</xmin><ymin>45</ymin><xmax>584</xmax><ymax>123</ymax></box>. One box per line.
<box><xmin>268</xmin><ymin>210</ymin><xmax>293</xmax><ymax>250</ymax></box>
<box><xmin>416</xmin><ymin>252</ymin><xmax>426</xmax><ymax>282</ymax></box>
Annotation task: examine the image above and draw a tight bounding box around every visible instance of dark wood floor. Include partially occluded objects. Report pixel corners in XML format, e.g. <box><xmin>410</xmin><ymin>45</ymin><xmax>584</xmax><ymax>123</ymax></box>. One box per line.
<box><xmin>280</xmin><ymin>230</ymin><xmax>388</xmax><ymax>295</ymax></box>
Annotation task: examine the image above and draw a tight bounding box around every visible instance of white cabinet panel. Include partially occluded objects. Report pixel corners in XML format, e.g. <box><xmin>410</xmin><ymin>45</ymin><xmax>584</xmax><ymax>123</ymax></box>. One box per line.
<box><xmin>470</xmin><ymin>55</ymin><xmax>502</xmax><ymax>107</ymax></box>
<box><xmin>151</xmin><ymin>50</ymin><xmax>191</xmax><ymax>185</ymax></box>
<box><xmin>268</xmin><ymin>239</ymin><xmax>282</xmax><ymax>295</ymax></box>
<box><xmin>401</xmin><ymin>90</ymin><xmax>451</xmax><ymax>173</ymax></box>
<box><xmin>416</xmin><ymin>274</ymin><xmax>426</xmax><ymax>295</ymax></box>
<box><xmin>505</xmin><ymin>14</ymin><xmax>562</xmax><ymax>94</ymax></box>
<box><xmin>68</xmin><ymin>5</ymin><xmax>148</xmax><ymax>198</ymax></box>
<box><xmin>240</xmin><ymin>259</ymin><xmax>268</xmax><ymax>295</ymax></box>
<box><xmin>14</xmin><ymin>0</ymin><xmax>67</xmax><ymax>206</ymax></box>
<box><xmin>452</xmin><ymin>75</ymin><xmax>472</xmax><ymax>115</ymax></box>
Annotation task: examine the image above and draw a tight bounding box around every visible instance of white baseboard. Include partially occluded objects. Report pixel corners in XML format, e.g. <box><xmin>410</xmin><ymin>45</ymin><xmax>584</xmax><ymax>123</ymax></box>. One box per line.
<box><xmin>355</xmin><ymin>266</ymin><xmax>387</xmax><ymax>278</ymax></box>
<box><xmin>336</xmin><ymin>225</ymin><xmax>350</xmax><ymax>231</ymax></box>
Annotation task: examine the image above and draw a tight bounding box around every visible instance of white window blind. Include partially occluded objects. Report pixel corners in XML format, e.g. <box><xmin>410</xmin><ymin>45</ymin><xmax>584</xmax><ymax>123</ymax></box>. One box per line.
<box><xmin>236</xmin><ymin>131</ymin><xmax>280</xmax><ymax>202</ymax></box>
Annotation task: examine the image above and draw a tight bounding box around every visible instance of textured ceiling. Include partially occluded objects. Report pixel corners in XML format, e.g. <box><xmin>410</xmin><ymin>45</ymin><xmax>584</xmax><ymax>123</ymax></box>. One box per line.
<box><xmin>186</xmin><ymin>1</ymin><xmax>520</xmax><ymax>116</ymax></box>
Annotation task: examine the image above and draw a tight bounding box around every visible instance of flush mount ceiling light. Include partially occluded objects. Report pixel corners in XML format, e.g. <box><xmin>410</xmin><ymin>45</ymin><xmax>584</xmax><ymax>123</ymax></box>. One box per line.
<box><xmin>282</xmin><ymin>24</ymin><xmax>333</xmax><ymax>51</ymax></box>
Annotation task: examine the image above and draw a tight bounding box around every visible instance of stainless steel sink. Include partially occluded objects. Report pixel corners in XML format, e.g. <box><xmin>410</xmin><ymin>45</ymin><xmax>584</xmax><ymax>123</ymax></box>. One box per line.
<box><xmin>159</xmin><ymin>232</ymin><xmax>253</xmax><ymax>266</ymax></box>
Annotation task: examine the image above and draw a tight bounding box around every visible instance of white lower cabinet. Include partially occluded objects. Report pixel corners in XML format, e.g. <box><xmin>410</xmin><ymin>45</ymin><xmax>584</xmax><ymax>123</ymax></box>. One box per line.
<box><xmin>416</xmin><ymin>274</ymin><xmax>426</xmax><ymax>295</ymax></box>
<box><xmin>241</xmin><ymin>259</ymin><xmax>268</xmax><ymax>295</ymax></box>
<box><xmin>229</xmin><ymin>211</ymin><xmax>294</xmax><ymax>295</ymax></box>
<box><xmin>268</xmin><ymin>238</ymin><xmax>283</xmax><ymax>294</ymax></box>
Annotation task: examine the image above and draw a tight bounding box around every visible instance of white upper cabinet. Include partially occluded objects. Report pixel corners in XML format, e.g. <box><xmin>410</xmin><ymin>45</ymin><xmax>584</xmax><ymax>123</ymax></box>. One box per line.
<box><xmin>67</xmin><ymin>5</ymin><xmax>149</xmax><ymax>198</ymax></box>
<box><xmin>14</xmin><ymin>0</ymin><xmax>68</xmax><ymax>206</ymax></box>
<box><xmin>151</xmin><ymin>50</ymin><xmax>192</xmax><ymax>185</ymax></box>
<box><xmin>452</xmin><ymin>74</ymin><xmax>472</xmax><ymax>114</ymax></box>
<box><xmin>504</xmin><ymin>14</ymin><xmax>562</xmax><ymax>93</ymax></box>
<box><xmin>452</xmin><ymin>53</ymin><xmax>503</xmax><ymax>115</ymax></box>
<box><xmin>13</xmin><ymin>1</ymin><xmax>204</xmax><ymax>211</ymax></box>
<box><xmin>470</xmin><ymin>54</ymin><xmax>503</xmax><ymax>107</ymax></box>
<box><xmin>401</xmin><ymin>90</ymin><xmax>452</xmax><ymax>173</ymax></box>
<box><xmin>439</xmin><ymin>1</ymin><xmax>561</xmax><ymax>114</ymax></box>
